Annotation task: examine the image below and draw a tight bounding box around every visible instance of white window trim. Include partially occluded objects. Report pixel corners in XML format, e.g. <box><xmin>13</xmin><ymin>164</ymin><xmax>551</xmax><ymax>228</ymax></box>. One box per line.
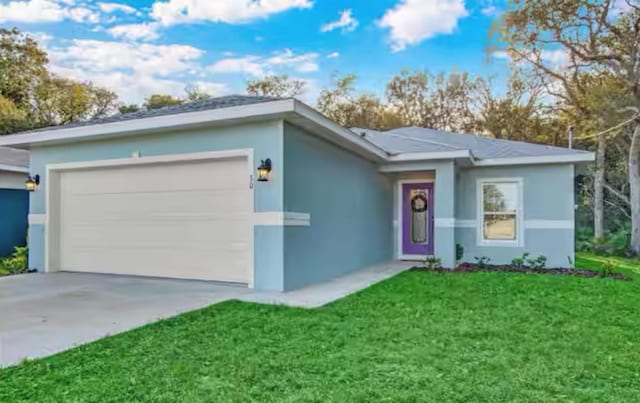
<box><xmin>476</xmin><ymin>177</ymin><xmax>524</xmax><ymax>247</ymax></box>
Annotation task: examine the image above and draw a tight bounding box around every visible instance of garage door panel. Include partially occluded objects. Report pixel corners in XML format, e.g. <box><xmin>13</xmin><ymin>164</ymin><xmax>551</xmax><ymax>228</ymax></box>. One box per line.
<box><xmin>62</xmin><ymin>249</ymin><xmax>249</xmax><ymax>282</ymax></box>
<box><xmin>62</xmin><ymin>221</ymin><xmax>250</xmax><ymax>246</ymax></box>
<box><xmin>62</xmin><ymin>196</ymin><xmax>251</xmax><ymax>221</ymax></box>
<box><xmin>62</xmin><ymin>189</ymin><xmax>251</xmax><ymax>215</ymax></box>
<box><xmin>58</xmin><ymin>156</ymin><xmax>252</xmax><ymax>283</ymax></box>
<box><xmin>62</xmin><ymin>159</ymin><xmax>247</xmax><ymax>194</ymax></box>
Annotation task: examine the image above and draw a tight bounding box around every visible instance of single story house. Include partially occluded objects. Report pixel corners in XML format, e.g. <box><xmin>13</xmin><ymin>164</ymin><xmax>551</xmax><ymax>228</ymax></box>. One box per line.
<box><xmin>0</xmin><ymin>96</ymin><xmax>594</xmax><ymax>291</ymax></box>
<box><xmin>0</xmin><ymin>147</ymin><xmax>29</xmax><ymax>257</ymax></box>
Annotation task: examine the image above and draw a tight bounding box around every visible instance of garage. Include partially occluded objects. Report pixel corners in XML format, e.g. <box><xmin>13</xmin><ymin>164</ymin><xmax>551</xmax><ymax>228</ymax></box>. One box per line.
<box><xmin>51</xmin><ymin>153</ymin><xmax>252</xmax><ymax>284</ymax></box>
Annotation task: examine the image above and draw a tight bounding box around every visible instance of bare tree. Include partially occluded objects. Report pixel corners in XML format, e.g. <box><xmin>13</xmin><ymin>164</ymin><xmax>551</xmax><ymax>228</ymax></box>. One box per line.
<box><xmin>499</xmin><ymin>0</ymin><xmax>640</xmax><ymax>254</ymax></box>
<box><xmin>246</xmin><ymin>75</ymin><xmax>305</xmax><ymax>98</ymax></box>
<box><xmin>386</xmin><ymin>70</ymin><xmax>479</xmax><ymax>133</ymax></box>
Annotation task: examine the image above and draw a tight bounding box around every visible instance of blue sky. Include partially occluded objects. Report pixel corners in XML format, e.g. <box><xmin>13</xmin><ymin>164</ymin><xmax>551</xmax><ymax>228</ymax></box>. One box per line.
<box><xmin>0</xmin><ymin>0</ymin><xmax>511</xmax><ymax>104</ymax></box>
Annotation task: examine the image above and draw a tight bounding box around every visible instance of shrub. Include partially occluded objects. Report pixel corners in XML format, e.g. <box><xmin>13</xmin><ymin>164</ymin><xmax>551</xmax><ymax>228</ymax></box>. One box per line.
<box><xmin>474</xmin><ymin>256</ymin><xmax>491</xmax><ymax>268</ymax></box>
<box><xmin>526</xmin><ymin>255</ymin><xmax>547</xmax><ymax>270</ymax></box>
<box><xmin>577</xmin><ymin>224</ymin><xmax>631</xmax><ymax>257</ymax></box>
<box><xmin>511</xmin><ymin>253</ymin><xmax>529</xmax><ymax>269</ymax></box>
<box><xmin>455</xmin><ymin>244</ymin><xmax>464</xmax><ymax>262</ymax></box>
<box><xmin>600</xmin><ymin>259</ymin><xmax>616</xmax><ymax>278</ymax></box>
<box><xmin>1</xmin><ymin>246</ymin><xmax>28</xmax><ymax>274</ymax></box>
<box><xmin>423</xmin><ymin>256</ymin><xmax>442</xmax><ymax>270</ymax></box>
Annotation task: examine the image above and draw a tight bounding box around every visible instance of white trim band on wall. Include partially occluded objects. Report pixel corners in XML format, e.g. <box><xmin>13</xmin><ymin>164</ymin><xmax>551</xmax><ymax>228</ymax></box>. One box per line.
<box><xmin>28</xmin><ymin>214</ymin><xmax>46</xmax><ymax>225</ymax></box>
<box><xmin>455</xmin><ymin>219</ymin><xmax>476</xmax><ymax>228</ymax></box>
<box><xmin>253</xmin><ymin>212</ymin><xmax>311</xmax><ymax>226</ymax></box>
<box><xmin>28</xmin><ymin>212</ymin><xmax>311</xmax><ymax>227</ymax></box>
<box><xmin>524</xmin><ymin>220</ymin><xmax>574</xmax><ymax>229</ymax></box>
<box><xmin>434</xmin><ymin>218</ymin><xmax>455</xmax><ymax>228</ymax></box>
<box><xmin>451</xmin><ymin>219</ymin><xmax>574</xmax><ymax>229</ymax></box>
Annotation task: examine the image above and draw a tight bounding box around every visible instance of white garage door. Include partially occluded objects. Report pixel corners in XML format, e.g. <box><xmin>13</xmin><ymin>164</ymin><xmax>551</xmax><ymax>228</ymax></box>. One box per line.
<box><xmin>57</xmin><ymin>156</ymin><xmax>251</xmax><ymax>283</ymax></box>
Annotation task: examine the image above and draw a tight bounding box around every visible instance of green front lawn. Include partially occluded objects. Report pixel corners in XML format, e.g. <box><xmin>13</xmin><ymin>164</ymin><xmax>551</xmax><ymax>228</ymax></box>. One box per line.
<box><xmin>2</xmin><ymin>253</ymin><xmax>640</xmax><ymax>402</ymax></box>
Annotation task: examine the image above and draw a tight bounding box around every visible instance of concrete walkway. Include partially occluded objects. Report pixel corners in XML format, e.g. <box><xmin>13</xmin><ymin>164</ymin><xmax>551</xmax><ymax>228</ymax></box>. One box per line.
<box><xmin>0</xmin><ymin>261</ymin><xmax>411</xmax><ymax>367</ymax></box>
<box><xmin>239</xmin><ymin>261</ymin><xmax>413</xmax><ymax>308</ymax></box>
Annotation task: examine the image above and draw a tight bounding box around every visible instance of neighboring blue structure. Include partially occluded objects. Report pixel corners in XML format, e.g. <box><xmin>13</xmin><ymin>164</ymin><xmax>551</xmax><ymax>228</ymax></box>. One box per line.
<box><xmin>0</xmin><ymin>96</ymin><xmax>595</xmax><ymax>291</ymax></box>
<box><xmin>0</xmin><ymin>189</ymin><xmax>29</xmax><ymax>256</ymax></box>
<box><xmin>0</xmin><ymin>147</ymin><xmax>30</xmax><ymax>258</ymax></box>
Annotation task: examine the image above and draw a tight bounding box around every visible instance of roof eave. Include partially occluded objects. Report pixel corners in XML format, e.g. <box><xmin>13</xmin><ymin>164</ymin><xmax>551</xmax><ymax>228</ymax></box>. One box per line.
<box><xmin>291</xmin><ymin>101</ymin><xmax>388</xmax><ymax>162</ymax></box>
<box><xmin>0</xmin><ymin>99</ymin><xmax>297</xmax><ymax>150</ymax></box>
<box><xmin>473</xmin><ymin>153</ymin><xmax>595</xmax><ymax>167</ymax></box>
<box><xmin>0</xmin><ymin>164</ymin><xmax>29</xmax><ymax>173</ymax></box>
<box><xmin>0</xmin><ymin>99</ymin><xmax>388</xmax><ymax>163</ymax></box>
<box><xmin>378</xmin><ymin>150</ymin><xmax>475</xmax><ymax>172</ymax></box>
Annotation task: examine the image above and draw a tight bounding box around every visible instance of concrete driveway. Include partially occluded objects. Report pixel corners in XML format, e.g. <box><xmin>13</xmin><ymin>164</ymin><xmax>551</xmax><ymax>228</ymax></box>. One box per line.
<box><xmin>0</xmin><ymin>272</ymin><xmax>250</xmax><ymax>367</ymax></box>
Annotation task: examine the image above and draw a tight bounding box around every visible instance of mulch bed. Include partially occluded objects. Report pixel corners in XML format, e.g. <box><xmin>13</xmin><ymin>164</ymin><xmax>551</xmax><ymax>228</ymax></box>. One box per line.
<box><xmin>411</xmin><ymin>263</ymin><xmax>631</xmax><ymax>281</ymax></box>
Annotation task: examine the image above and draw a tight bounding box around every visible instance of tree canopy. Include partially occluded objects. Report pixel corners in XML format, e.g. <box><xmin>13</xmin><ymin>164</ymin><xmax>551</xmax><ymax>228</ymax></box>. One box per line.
<box><xmin>246</xmin><ymin>75</ymin><xmax>306</xmax><ymax>98</ymax></box>
<box><xmin>0</xmin><ymin>28</ymin><xmax>119</xmax><ymax>133</ymax></box>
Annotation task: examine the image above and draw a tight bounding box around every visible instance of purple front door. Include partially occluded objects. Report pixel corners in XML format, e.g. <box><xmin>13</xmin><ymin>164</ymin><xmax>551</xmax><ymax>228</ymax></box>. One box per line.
<box><xmin>402</xmin><ymin>183</ymin><xmax>434</xmax><ymax>255</ymax></box>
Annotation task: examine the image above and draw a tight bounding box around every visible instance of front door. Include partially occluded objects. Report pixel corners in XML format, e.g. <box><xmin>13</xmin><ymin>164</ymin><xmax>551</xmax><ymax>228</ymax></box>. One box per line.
<box><xmin>402</xmin><ymin>182</ymin><xmax>434</xmax><ymax>256</ymax></box>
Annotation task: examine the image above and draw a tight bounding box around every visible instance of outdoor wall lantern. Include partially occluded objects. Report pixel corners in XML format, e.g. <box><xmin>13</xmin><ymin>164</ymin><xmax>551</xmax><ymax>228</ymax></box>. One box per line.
<box><xmin>257</xmin><ymin>158</ymin><xmax>272</xmax><ymax>182</ymax></box>
<box><xmin>25</xmin><ymin>174</ymin><xmax>40</xmax><ymax>192</ymax></box>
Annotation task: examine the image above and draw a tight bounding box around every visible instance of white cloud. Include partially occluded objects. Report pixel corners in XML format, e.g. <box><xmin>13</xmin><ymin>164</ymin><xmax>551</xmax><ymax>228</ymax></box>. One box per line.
<box><xmin>150</xmin><ymin>0</ymin><xmax>313</xmax><ymax>25</ymax></box>
<box><xmin>541</xmin><ymin>49</ymin><xmax>569</xmax><ymax>67</ymax></box>
<box><xmin>327</xmin><ymin>52</ymin><xmax>340</xmax><ymax>58</ymax></box>
<box><xmin>320</xmin><ymin>9</ymin><xmax>358</xmax><ymax>33</ymax></box>
<box><xmin>45</xmin><ymin>39</ymin><xmax>210</xmax><ymax>103</ymax></box>
<box><xmin>492</xmin><ymin>50</ymin><xmax>509</xmax><ymax>60</ymax></box>
<box><xmin>191</xmin><ymin>81</ymin><xmax>229</xmax><ymax>96</ymax></box>
<box><xmin>209</xmin><ymin>49</ymin><xmax>318</xmax><ymax>77</ymax></box>
<box><xmin>108</xmin><ymin>23</ymin><xmax>161</xmax><ymax>41</ymax></box>
<box><xmin>0</xmin><ymin>0</ymin><xmax>76</xmax><ymax>23</ymax></box>
<box><xmin>492</xmin><ymin>49</ymin><xmax>569</xmax><ymax>69</ymax></box>
<box><xmin>294</xmin><ymin>77</ymin><xmax>319</xmax><ymax>105</ymax></box>
<box><xmin>612</xmin><ymin>0</ymin><xmax>633</xmax><ymax>15</ymax></box>
<box><xmin>68</xmin><ymin>7</ymin><xmax>101</xmax><ymax>23</ymax></box>
<box><xmin>209</xmin><ymin>55</ymin><xmax>266</xmax><ymax>77</ymax></box>
<box><xmin>481</xmin><ymin>5</ymin><xmax>498</xmax><ymax>16</ymax></box>
<box><xmin>266</xmin><ymin>49</ymin><xmax>318</xmax><ymax>72</ymax></box>
<box><xmin>0</xmin><ymin>0</ymin><xmax>101</xmax><ymax>23</ymax></box>
<box><xmin>29</xmin><ymin>31</ymin><xmax>54</xmax><ymax>44</ymax></box>
<box><xmin>98</xmin><ymin>2</ymin><xmax>137</xmax><ymax>14</ymax></box>
<box><xmin>378</xmin><ymin>0</ymin><xmax>469</xmax><ymax>52</ymax></box>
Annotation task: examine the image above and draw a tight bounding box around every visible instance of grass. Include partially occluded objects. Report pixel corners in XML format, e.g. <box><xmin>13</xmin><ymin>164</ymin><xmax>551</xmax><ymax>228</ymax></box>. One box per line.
<box><xmin>1</xmin><ymin>253</ymin><xmax>640</xmax><ymax>402</ymax></box>
<box><xmin>576</xmin><ymin>252</ymin><xmax>640</xmax><ymax>276</ymax></box>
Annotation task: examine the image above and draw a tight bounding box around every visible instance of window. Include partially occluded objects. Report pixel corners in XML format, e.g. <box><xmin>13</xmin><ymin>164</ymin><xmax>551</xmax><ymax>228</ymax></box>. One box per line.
<box><xmin>477</xmin><ymin>178</ymin><xmax>523</xmax><ymax>246</ymax></box>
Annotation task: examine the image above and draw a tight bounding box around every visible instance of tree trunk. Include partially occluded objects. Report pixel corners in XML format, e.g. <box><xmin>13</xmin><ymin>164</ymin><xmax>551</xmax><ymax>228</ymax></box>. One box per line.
<box><xmin>629</xmin><ymin>121</ymin><xmax>640</xmax><ymax>255</ymax></box>
<box><xmin>594</xmin><ymin>132</ymin><xmax>606</xmax><ymax>239</ymax></box>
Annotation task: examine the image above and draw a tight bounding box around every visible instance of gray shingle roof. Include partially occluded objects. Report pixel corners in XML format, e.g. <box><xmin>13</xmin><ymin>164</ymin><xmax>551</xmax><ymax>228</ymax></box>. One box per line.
<box><xmin>7</xmin><ymin>94</ymin><xmax>589</xmax><ymax>162</ymax></box>
<box><xmin>354</xmin><ymin>127</ymin><xmax>590</xmax><ymax>159</ymax></box>
<box><xmin>0</xmin><ymin>146</ymin><xmax>29</xmax><ymax>168</ymax></box>
<box><xmin>18</xmin><ymin>95</ymin><xmax>284</xmax><ymax>134</ymax></box>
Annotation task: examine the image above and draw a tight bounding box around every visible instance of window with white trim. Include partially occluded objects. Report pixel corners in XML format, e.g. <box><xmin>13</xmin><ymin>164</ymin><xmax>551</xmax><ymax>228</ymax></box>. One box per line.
<box><xmin>478</xmin><ymin>179</ymin><xmax>523</xmax><ymax>246</ymax></box>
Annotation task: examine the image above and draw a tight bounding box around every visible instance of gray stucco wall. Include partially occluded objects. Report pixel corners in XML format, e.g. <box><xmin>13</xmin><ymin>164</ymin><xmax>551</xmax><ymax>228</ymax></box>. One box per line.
<box><xmin>27</xmin><ymin>121</ymin><xmax>285</xmax><ymax>290</ymax></box>
<box><xmin>282</xmin><ymin>123</ymin><xmax>394</xmax><ymax>290</ymax></box>
<box><xmin>455</xmin><ymin>164</ymin><xmax>575</xmax><ymax>267</ymax></box>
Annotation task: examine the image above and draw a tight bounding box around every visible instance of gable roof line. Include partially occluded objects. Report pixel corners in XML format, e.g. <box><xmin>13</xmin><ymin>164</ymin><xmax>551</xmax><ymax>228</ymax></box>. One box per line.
<box><xmin>0</xmin><ymin>98</ymin><xmax>297</xmax><ymax>149</ymax></box>
<box><xmin>0</xmin><ymin>97</ymin><xmax>594</xmax><ymax>166</ymax></box>
<box><xmin>0</xmin><ymin>163</ymin><xmax>29</xmax><ymax>173</ymax></box>
<box><xmin>383</xmin><ymin>132</ymin><xmax>467</xmax><ymax>152</ymax></box>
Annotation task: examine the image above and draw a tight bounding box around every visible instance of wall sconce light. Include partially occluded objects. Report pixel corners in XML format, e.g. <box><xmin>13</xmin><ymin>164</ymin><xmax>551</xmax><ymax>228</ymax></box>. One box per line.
<box><xmin>257</xmin><ymin>158</ymin><xmax>272</xmax><ymax>182</ymax></box>
<box><xmin>25</xmin><ymin>174</ymin><xmax>40</xmax><ymax>192</ymax></box>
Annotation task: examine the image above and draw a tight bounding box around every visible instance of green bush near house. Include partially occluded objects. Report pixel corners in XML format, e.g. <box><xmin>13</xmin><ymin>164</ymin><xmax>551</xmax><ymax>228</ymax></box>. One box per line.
<box><xmin>0</xmin><ymin>245</ymin><xmax>28</xmax><ymax>275</ymax></box>
<box><xmin>577</xmin><ymin>224</ymin><xmax>634</xmax><ymax>257</ymax></box>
